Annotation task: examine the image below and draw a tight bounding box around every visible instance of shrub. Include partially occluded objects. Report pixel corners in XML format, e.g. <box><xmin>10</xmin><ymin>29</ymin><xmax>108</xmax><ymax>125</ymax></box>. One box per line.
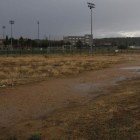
<box><xmin>0</xmin><ymin>134</ymin><xmax>41</xmax><ymax>140</ymax></box>
<box><xmin>6</xmin><ymin>134</ymin><xmax>17</xmax><ymax>140</ymax></box>
<box><xmin>26</xmin><ymin>134</ymin><xmax>40</xmax><ymax>140</ymax></box>
<box><xmin>117</xmin><ymin>43</ymin><xmax>127</xmax><ymax>49</ymax></box>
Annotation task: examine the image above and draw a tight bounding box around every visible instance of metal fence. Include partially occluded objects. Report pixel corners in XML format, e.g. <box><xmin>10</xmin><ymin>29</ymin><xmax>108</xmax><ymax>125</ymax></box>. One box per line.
<box><xmin>0</xmin><ymin>48</ymin><xmax>140</xmax><ymax>57</ymax></box>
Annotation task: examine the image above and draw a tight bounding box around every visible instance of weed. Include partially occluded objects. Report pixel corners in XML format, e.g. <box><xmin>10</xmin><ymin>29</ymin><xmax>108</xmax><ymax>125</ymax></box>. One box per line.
<box><xmin>6</xmin><ymin>134</ymin><xmax>17</xmax><ymax>140</ymax></box>
<box><xmin>26</xmin><ymin>134</ymin><xmax>40</xmax><ymax>140</ymax></box>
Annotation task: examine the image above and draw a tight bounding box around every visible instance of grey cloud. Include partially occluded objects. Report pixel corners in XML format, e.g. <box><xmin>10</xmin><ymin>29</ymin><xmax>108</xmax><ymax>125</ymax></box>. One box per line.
<box><xmin>1</xmin><ymin>0</ymin><xmax>140</xmax><ymax>40</ymax></box>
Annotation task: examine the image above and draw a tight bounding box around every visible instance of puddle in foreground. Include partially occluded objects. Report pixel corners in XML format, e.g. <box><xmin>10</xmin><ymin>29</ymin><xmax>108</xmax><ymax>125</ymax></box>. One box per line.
<box><xmin>120</xmin><ymin>66</ymin><xmax>140</xmax><ymax>70</ymax></box>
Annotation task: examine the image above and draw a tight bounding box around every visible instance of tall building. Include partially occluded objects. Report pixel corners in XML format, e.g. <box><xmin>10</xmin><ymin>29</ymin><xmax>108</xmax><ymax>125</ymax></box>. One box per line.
<box><xmin>63</xmin><ymin>34</ymin><xmax>93</xmax><ymax>46</ymax></box>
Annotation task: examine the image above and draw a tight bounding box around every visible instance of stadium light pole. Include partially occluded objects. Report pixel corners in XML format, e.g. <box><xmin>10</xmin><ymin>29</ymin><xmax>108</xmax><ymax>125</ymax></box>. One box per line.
<box><xmin>37</xmin><ymin>21</ymin><xmax>39</xmax><ymax>48</ymax></box>
<box><xmin>37</xmin><ymin>21</ymin><xmax>39</xmax><ymax>39</ymax></box>
<box><xmin>87</xmin><ymin>2</ymin><xmax>95</xmax><ymax>53</ymax></box>
<box><xmin>2</xmin><ymin>26</ymin><xmax>6</xmax><ymax>40</ymax></box>
<box><xmin>9</xmin><ymin>20</ymin><xmax>15</xmax><ymax>48</ymax></box>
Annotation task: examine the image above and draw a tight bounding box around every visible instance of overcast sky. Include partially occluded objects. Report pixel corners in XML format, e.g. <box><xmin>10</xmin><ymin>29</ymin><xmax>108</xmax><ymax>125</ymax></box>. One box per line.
<box><xmin>1</xmin><ymin>0</ymin><xmax>140</xmax><ymax>40</ymax></box>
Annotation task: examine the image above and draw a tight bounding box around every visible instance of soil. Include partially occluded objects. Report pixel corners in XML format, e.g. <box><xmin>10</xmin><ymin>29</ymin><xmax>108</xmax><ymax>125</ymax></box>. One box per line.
<box><xmin>0</xmin><ymin>55</ymin><xmax>140</xmax><ymax>139</ymax></box>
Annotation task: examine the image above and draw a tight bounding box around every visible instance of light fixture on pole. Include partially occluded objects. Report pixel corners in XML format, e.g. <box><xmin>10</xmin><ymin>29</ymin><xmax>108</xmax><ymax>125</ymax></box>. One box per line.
<box><xmin>87</xmin><ymin>2</ymin><xmax>95</xmax><ymax>53</ymax></box>
<box><xmin>2</xmin><ymin>26</ymin><xmax>6</xmax><ymax>40</ymax></box>
<box><xmin>9</xmin><ymin>20</ymin><xmax>15</xmax><ymax>48</ymax></box>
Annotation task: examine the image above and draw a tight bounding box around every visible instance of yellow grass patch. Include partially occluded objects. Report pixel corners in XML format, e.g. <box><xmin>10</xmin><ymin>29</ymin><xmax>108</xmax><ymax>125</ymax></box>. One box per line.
<box><xmin>0</xmin><ymin>55</ymin><xmax>125</xmax><ymax>86</ymax></box>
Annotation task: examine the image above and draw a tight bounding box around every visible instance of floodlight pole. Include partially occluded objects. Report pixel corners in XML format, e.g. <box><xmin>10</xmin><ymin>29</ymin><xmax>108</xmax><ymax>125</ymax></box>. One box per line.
<box><xmin>11</xmin><ymin>24</ymin><xmax>12</xmax><ymax>47</ymax></box>
<box><xmin>2</xmin><ymin>26</ymin><xmax>6</xmax><ymax>40</ymax></box>
<box><xmin>87</xmin><ymin>2</ymin><xmax>95</xmax><ymax>53</ymax></box>
<box><xmin>91</xmin><ymin>8</ymin><xmax>92</xmax><ymax>52</ymax></box>
<box><xmin>9</xmin><ymin>20</ymin><xmax>15</xmax><ymax>48</ymax></box>
<box><xmin>37</xmin><ymin>21</ymin><xmax>39</xmax><ymax>48</ymax></box>
<box><xmin>37</xmin><ymin>21</ymin><xmax>39</xmax><ymax>39</ymax></box>
<box><xmin>49</xmin><ymin>34</ymin><xmax>50</xmax><ymax>47</ymax></box>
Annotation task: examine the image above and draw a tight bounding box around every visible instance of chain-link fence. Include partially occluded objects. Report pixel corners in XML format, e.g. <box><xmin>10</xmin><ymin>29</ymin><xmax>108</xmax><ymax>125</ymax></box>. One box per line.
<box><xmin>0</xmin><ymin>47</ymin><xmax>140</xmax><ymax>57</ymax></box>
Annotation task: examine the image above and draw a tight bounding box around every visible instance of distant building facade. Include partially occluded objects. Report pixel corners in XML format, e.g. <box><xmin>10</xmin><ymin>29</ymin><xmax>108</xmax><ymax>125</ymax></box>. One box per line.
<box><xmin>63</xmin><ymin>34</ymin><xmax>93</xmax><ymax>46</ymax></box>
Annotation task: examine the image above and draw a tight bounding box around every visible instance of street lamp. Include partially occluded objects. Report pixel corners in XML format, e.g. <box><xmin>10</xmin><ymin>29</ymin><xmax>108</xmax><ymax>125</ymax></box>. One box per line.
<box><xmin>2</xmin><ymin>26</ymin><xmax>6</xmax><ymax>40</ymax></box>
<box><xmin>9</xmin><ymin>20</ymin><xmax>15</xmax><ymax>48</ymax></box>
<box><xmin>87</xmin><ymin>2</ymin><xmax>95</xmax><ymax>53</ymax></box>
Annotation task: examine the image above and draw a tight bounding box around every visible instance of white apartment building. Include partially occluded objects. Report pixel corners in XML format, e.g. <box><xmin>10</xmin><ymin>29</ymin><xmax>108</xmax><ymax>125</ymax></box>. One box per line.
<box><xmin>63</xmin><ymin>34</ymin><xmax>93</xmax><ymax>46</ymax></box>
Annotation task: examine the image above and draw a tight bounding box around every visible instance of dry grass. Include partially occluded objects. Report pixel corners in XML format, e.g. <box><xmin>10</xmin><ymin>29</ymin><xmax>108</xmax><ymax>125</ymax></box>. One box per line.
<box><xmin>0</xmin><ymin>54</ymin><xmax>124</xmax><ymax>86</ymax></box>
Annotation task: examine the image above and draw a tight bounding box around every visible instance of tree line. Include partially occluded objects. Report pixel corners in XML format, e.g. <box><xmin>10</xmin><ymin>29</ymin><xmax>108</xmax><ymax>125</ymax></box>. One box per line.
<box><xmin>2</xmin><ymin>35</ymin><xmax>89</xmax><ymax>49</ymax></box>
<box><xmin>2</xmin><ymin>36</ymin><xmax>74</xmax><ymax>49</ymax></box>
<box><xmin>3</xmin><ymin>36</ymin><xmax>37</xmax><ymax>48</ymax></box>
<box><xmin>94</xmin><ymin>37</ymin><xmax>140</xmax><ymax>46</ymax></box>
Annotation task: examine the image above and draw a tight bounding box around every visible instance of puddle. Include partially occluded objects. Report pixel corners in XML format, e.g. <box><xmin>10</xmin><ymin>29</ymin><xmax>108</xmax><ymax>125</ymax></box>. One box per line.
<box><xmin>127</xmin><ymin>57</ymin><xmax>134</xmax><ymax>60</ymax></box>
<box><xmin>133</xmin><ymin>72</ymin><xmax>140</xmax><ymax>75</ymax></box>
<box><xmin>112</xmin><ymin>76</ymin><xmax>126</xmax><ymax>85</ymax></box>
<box><xmin>73</xmin><ymin>83</ymin><xmax>94</xmax><ymax>94</ymax></box>
<box><xmin>73</xmin><ymin>83</ymin><xmax>107</xmax><ymax>96</ymax></box>
<box><xmin>120</xmin><ymin>66</ymin><xmax>140</xmax><ymax>70</ymax></box>
<box><xmin>126</xmin><ymin>56</ymin><xmax>140</xmax><ymax>60</ymax></box>
<box><xmin>120</xmin><ymin>66</ymin><xmax>140</xmax><ymax>76</ymax></box>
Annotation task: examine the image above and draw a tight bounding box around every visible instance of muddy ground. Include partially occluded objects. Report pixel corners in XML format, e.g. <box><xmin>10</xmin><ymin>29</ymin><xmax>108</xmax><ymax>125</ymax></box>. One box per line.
<box><xmin>0</xmin><ymin>55</ymin><xmax>140</xmax><ymax>140</ymax></box>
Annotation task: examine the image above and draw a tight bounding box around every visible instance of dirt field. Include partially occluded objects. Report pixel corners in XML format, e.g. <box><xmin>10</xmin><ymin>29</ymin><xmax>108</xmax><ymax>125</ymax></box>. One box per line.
<box><xmin>0</xmin><ymin>55</ymin><xmax>140</xmax><ymax>140</ymax></box>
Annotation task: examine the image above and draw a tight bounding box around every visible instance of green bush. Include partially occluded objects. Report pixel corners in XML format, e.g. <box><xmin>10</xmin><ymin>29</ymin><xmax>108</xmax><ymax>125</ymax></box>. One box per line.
<box><xmin>1</xmin><ymin>134</ymin><xmax>17</xmax><ymax>140</ymax></box>
<box><xmin>117</xmin><ymin>43</ymin><xmax>127</xmax><ymax>49</ymax></box>
<box><xmin>0</xmin><ymin>134</ymin><xmax>40</xmax><ymax>140</ymax></box>
<box><xmin>26</xmin><ymin>134</ymin><xmax>40</xmax><ymax>140</ymax></box>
